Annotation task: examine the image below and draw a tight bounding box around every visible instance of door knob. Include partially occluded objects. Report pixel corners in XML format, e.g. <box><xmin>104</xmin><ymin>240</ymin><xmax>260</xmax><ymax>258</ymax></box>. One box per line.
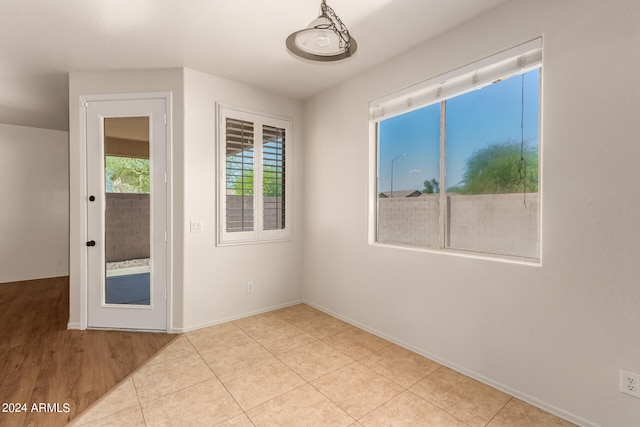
<box><xmin>86</xmin><ymin>240</ymin><xmax>96</xmax><ymax>247</ymax></box>
<box><xmin>89</xmin><ymin>195</ymin><xmax>95</xmax><ymax>202</ymax></box>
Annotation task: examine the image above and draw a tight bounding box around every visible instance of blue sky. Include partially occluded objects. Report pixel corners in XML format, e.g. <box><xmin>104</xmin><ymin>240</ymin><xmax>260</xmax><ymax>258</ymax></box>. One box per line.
<box><xmin>378</xmin><ymin>68</ymin><xmax>540</xmax><ymax>193</ymax></box>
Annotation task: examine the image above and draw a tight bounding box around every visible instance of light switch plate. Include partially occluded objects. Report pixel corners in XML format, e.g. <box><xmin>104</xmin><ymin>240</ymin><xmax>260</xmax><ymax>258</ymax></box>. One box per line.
<box><xmin>190</xmin><ymin>221</ymin><xmax>203</xmax><ymax>233</ymax></box>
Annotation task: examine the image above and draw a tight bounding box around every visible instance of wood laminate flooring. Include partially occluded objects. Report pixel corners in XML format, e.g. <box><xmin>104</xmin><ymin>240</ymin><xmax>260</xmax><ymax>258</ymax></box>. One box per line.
<box><xmin>0</xmin><ymin>277</ymin><xmax>176</xmax><ymax>427</ymax></box>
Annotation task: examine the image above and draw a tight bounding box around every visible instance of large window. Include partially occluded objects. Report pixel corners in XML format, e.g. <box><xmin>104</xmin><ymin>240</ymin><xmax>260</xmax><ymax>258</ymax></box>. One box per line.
<box><xmin>371</xmin><ymin>39</ymin><xmax>542</xmax><ymax>262</ymax></box>
<box><xmin>218</xmin><ymin>106</ymin><xmax>291</xmax><ymax>245</ymax></box>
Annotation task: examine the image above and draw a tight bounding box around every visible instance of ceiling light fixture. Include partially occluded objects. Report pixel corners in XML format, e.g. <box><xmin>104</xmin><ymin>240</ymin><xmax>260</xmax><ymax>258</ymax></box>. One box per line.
<box><xmin>286</xmin><ymin>0</ymin><xmax>357</xmax><ymax>62</ymax></box>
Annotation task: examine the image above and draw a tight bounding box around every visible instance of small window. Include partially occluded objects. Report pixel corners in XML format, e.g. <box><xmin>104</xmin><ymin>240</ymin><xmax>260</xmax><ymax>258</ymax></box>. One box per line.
<box><xmin>371</xmin><ymin>39</ymin><xmax>542</xmax><ymax>262</ymax></box>
<box><xmin>218</xmin><ymin>106</ymin><xmax>291</xmax><ymax>245</ymax></box>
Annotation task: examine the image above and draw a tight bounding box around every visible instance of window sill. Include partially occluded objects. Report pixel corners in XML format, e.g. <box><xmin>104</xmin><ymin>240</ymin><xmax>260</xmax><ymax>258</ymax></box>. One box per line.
<box><xmin>371</xmin><ymin>241</ymin><xmax>541</xmax><ymax>266</ymax></box>
<box><xmin>217</xmin><ymin>235</ymin><xmax>293</xmax><ymax>247</ymax></box>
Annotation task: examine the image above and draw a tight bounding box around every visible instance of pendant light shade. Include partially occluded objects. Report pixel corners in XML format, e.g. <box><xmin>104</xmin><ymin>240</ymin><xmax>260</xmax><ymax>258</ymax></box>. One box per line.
<box><xmin>286</xmin><ymin>0</ymin><xmax>357</xmax><ymax>62</ymax></box>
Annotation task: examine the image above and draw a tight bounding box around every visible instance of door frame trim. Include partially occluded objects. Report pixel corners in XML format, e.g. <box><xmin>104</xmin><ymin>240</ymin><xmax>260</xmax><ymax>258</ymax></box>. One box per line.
<box><xmin>78</xmin><ymin>92</ymin><xmax>172</xmax><ymax>332</ymax></box>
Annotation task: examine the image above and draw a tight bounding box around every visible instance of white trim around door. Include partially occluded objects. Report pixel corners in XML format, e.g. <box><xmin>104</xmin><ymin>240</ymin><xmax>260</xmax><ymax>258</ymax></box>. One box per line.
<box><xmin>79</xmin><ymin>92</ymin><xmax>172</xmax><ymax>332</ymax></box>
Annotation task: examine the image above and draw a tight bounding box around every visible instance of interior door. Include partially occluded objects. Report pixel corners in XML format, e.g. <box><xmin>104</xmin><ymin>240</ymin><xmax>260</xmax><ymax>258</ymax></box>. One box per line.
<box><xmin>86</xmin><ymin>98</ymin><xmax>167</xmax><ymax>330</ymax></box>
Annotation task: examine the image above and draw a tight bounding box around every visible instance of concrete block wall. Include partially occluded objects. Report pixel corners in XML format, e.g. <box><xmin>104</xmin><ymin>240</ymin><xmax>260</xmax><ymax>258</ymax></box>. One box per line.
<box><xmin>225</xmin><ymin>195</ymin><xmax>284</xmax><ymax>231</ymax></box>
<box><xmin>448</xmin><ymin>193</ymin><xmax>539</xmax><ymax>258</ymax></box>
<box><xmin>105</xmin><ymin>193</ymin><xmax>150</xmax><ymax>262</ymax></box>
<box><xmin>378</xmin><ymin>194</ymin><xmax>440</xmax><ymax>247</ymax></box>
<box><xmin>263</xmin><ymin>195</ymin><xmax>285</xmax><ymax>230</ymax></box>
<box><xmin>225</xmin><ymin>195</ymin><xmax>255</xmax><ymax>231</ymax></box>
<box><xmin>378</xmin><ymin>193</ymin><xmax>539</xmax><ymax>259</ymax></box>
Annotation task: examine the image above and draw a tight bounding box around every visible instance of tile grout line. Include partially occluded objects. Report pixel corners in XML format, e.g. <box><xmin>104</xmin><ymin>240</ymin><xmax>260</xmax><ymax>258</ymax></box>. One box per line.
<box><xmin>233</xmin><ymin>319</ymin><xmax>314</xmax><ymax>418</ymax></box>
<box><xmin>283</xmin><ymin>323</ymin><xmax>390</xmax><ymax>422</ymax></box>
<box><xmin>404</xmin><ymin>388</ymin><xmax>474</xmax><ymax>427</ymax></box>
<box><xmin>184</xmin><ymin>320</ymin><xmax>338</xmax><ymax>425</ymax></box>
<box><xmin>268</xmin><ymin>317</ymin><xmax>362</xmax><ymax>424</ymax></box>
<box><xmin>135</xmin><ymin>353</ymin><xmax>218</xmax><ymax>406</ymax></box>
<box><xmin>70</xmin><ymin>377</ymin><xmax>146</xmax><ymax>427</ymax></box>
<box><xmin>402</xmin><ymin>365</ymin><xmax>475</xmax><ymax>427</ymax></box>
<box><xmin>125</xmin><ymin>333</ymin><xmax>248</xmax><ymax>426</ymax></box>
<box><xmin>483</xmin><ymin>396</ymin><xmax>514</xmax><ymax>427</ymax></box>
<box><xmin>273</xmin><ymin>311</ymin><xmax>408</xmax><ymax>424</ymax></box>
<box><xmin>82</xmin><ymin>305</ymin><xmax>547</xmax><ymax>426</ymax></box>
<box><xmin>305</xmin><ymin>379</ymin><xmax>358</xmax><ymax>424</ymax></box>
<box><xmin>68</xmin><ymin>334</ymin><xmax>180</xmax><ymax>426</ymax></box>
<box><xmin>231</xmin><ymin>311</ymin><xmax>363</xmax><ymax>423</ymax></box>
<box><xmin>182</xmin><ymin>332</ymin><xmax>251</xmax><ymax>426</ymax></box>
<box><xmin>269</xmin><ymin>312</ymin><xmax>478</xmax><ymax>426</ymax></box>
<box><xmin>130</xmin><ymin>376</ymin><xmax>149</xmax><ymax>427</ymax></box>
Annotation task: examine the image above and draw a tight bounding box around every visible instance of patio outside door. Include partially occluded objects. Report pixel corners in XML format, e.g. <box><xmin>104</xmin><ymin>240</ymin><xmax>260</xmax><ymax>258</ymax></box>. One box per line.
<box><xmin>86</xmin><ymin>97</ymin><xmax>168</xmax><ymax>330</ymax></box>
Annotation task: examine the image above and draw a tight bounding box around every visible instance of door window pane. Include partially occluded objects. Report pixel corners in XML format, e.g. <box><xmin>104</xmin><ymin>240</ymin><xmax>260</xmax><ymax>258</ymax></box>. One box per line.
<box><xmin>104</xmin><ymin>117</ymin><xmax>151</xmax><ymax>305</ymax></box>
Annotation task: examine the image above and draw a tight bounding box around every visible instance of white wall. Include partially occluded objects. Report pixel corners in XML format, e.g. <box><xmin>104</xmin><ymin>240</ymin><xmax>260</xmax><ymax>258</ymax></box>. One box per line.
<box><xmin>181</xmin><ymin>68</ymin><xmax>304</xmax><ymax>330</ymax></box>
<box><xmin>0</xmin><ymin>123</ymin><xmax>69</xmax><ymax>283</ymax></box>
<box><xmin>68</xmin><ymin>68</ymin><xmax>184</xmax><ymax>329</ymax></box>
<box><xmin>68</xmin><ymin>68</ymin><xmax>304</xmax><ymax>332</ymax></box>
<box><xmin>302</xmin><ymin>1</ymin><xmax>640</xmax><ymax>426</ymax></box>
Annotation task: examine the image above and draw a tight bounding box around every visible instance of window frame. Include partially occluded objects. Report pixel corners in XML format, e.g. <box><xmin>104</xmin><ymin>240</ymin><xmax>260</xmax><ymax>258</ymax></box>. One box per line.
<box><xmin>368</xmin><ymin>39</ymin><xmax>543</xmax><ymax>264</ymax></box>
<box><xmin>217</xmin><ymin>104</ymin><xmax>292</xmax><ymax>246</ymax></box>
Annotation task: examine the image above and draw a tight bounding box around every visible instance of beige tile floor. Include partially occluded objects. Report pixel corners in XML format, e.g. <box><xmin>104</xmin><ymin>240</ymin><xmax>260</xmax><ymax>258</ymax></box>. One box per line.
<box><xmin>71</xmin><ymin>304</ymin><xmax>575</xmax><ymax>427</ymax></box>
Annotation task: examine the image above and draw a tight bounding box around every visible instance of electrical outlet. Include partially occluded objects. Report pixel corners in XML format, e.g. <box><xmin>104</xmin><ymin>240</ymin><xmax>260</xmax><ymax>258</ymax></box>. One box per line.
<box><xmin>56</xmin><ymin>258</ymin><xmax>63</xmax><ymax>267</ymax></box>
<box><xmin>247</xmin><ymin>281</ymin><xmax>254</xmax><ymax>293</ymax></box>
<box><xmin>620</xmin><ymin>370</ymin><xmax>640</xmax><ymax>398</ymax></box>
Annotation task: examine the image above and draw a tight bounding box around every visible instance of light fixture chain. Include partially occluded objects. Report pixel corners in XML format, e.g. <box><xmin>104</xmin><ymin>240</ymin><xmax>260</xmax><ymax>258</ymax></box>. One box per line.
<box><xmin>320</xmin><ymin>0</ymin><xmax>352</xmax><ymax>56</ymax></box>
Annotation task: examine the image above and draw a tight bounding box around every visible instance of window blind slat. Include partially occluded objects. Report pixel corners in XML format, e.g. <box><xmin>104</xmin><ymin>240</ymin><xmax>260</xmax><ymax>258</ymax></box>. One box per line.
<box><xmin>263</xmin><ymin>124</ymin><xmax>286</xmax><ymax>231</ymax></box>
<box><xmin>225</xmin><ymin>118</ymin><xmax>255</xmax><ymax>233</ymax></box>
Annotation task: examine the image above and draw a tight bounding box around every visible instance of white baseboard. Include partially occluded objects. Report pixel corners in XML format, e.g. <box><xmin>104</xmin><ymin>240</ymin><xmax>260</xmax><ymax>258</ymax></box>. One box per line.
<box><xmin>302</xmin><ymin>300</ymin><xmax>596</xmax><ymax>427</ymax></box>
<box><xmin>67</xmin><ymin>322</ymin><xmax>82</xmax><ymax>330</ymax></box>
<box><xmin>176</xmin><ymin>299</ymin><xmax>303</xmax><ymax>334</ymax></box>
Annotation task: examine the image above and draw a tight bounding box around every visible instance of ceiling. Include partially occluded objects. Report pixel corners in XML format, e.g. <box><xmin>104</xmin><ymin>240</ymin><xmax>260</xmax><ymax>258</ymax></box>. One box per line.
<box><xmin>0</xmin><ymin>0</ymin><xmax>509</xmax><ymax>132</ymax></box>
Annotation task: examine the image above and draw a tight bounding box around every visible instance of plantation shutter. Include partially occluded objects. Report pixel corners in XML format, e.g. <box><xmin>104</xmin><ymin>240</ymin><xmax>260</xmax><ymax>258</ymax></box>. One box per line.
<box><xmin>262</xmin><ymin>124</ymin><xmax>286</xmax><ymax>231</ymax></box>
<box><xmin>218</xmin><ymin>105</ymin><xmax>292</xmax><ymax>245</ymax></box>
<box><xmin>225</xmin><ymin>118</ymin><xmax>255</xmax><ymax>232</ymax></box>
